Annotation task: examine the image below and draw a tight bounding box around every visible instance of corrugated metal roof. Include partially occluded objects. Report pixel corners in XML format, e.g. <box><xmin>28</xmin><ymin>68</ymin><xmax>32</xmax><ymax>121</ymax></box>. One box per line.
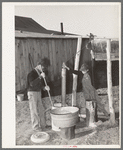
<box><xmin>15</xmin><ymin>16</ymin><xmax>78</xmax><ymax>36</ymax></box>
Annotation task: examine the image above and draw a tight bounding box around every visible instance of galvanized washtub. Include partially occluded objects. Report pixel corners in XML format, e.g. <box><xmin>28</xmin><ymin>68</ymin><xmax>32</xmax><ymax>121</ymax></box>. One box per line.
<box><xmin>50</xmin><ymin>107</ymin><xmax>79</xmax><ymax>128</ymax></box>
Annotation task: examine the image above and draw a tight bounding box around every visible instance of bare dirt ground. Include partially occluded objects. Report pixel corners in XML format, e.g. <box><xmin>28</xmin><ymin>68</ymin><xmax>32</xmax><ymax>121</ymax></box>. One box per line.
<box><xmin>16</xmin><ymin>86</ymin><xmax>120</xmax><ymax>146</ymax></box>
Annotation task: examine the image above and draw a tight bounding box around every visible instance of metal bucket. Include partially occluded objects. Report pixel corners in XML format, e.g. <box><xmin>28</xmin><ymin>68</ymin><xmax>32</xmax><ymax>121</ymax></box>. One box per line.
<box><xmin>17</xmin><ymin>94</ymin><xmax>24</xmax><ymax>101</ymax></box>
<box><xmin>50</xmin><ymin>107</ymin><xmax>79</xmax><ymax>128</ymax></box>
<box><xmin>51</xmin><ymin>103</ymin><xmax>62</xmax><ymax>131</ymax></box>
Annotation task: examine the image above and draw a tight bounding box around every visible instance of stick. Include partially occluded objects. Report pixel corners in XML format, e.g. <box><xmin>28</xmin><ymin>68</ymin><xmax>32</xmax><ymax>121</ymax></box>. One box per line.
<box><xmin>40</xmin><ymin>65</ymin><xmax>53</xmax><ymax>107</ymax></box>
<box><xmin>28</xmin><ymin>54</ymin><xmax>53</xmax><ymax>111</ymax></box>
<box><xmin>72</xmin><ymin>36</ymin><xmax>82</xmax><ymax>106</ymax></box>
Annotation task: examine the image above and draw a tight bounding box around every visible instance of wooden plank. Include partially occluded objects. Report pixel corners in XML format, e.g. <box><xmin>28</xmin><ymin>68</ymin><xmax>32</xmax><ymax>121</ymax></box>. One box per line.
<box><xmin>48</xmin><ymin>39</ymin><xmax>54</xmax><ymax>81</ymax></box>
<box><xmin>26</xmin><ymin>39</ymin><xmax>31</xmax><ymax>72</ymax></box>
<box><xmin>95</xmin><ymin>58</ymin><xmax>119</xmax><ymax>61</ymax></box>
<box><xmin>20</xmin><ymin>40</ymin><xmax>26</xmax><ymax>89</ymax></box>
<box><xmin>25</xmin><ymin>39</ymin><xmax>31</xmax><ymax>73</ymax></box>
<box><xmin>51</xmin><ymin>40</ymin><xmax>57</xmax><ymax>78</ymax></box>
<box><xmin>21</xmin><ymin>39</ymin><xmax>27</xmax><ymax>89</ymax></box>
<box><xmin>40</xmin><ymin>39</ymin><xmax>50</xmax><ymax>81</ymax></box>
<box><xmin>106</xmin><ymin>39</ymin><xmax>115</xmax><ymax>124</ymax></box>
<box><xmin>72</xmin><ymin>39</ymin><xmax>78</xmax><ymax>67</ymax></box>
<box><xmin>44</xmin><ymin>39</ymin><xmax>50</xmax><ymax>81</ymax></box>
<box><xmin>25</xmin><ymin>39</ymin><xmax>30</xmax><ymax>84</ymax></box>
<box><xmin>31</xmin><ymin>39</ymin><xmax>37</xmax><ymax>67</ymax></box>
<box><xmin>67</xmin><ymin>39</ymin><xmax>73</xmax><ymax>66</ymax></box>
<box><xmin>40</xmin><ymin>39</ymin><xmax>45</xmax><ymax>60</ymax></box>
<box><xmin>15</xmin><ymin>31</ymin><xmax>82</xmax><ymax>39</ymax></box>
<box><xmin>55</xmin><ymin>39</ymin><xmax>61</xmax><ymax>78</ymax></box>
<box><xmin>41</xmin><ymin>39</ymin><xmax>49</xmax><ymax>59</ymax></box>
<box><xmin>45</xmin><ymin>39</ymin><xmax>49</xmax><ymax>58</ymax></box>
<box><xmin>72</xmin><ymin>37</ymin><xmax>82</xmax><ymax>106</ymax></box>
<box><xmin>65</xmin><ymin>39</ymin><xmax>69</xmax><ymax>65</ymax></box>
<box><xmin>58</xmin><ymin>39</ymin><xmax>64</xmax><ymax>74</ymax></box>
<box><xmin>28</xmin><ymin>39</ymin><xmax>35</xmax><ymax>69</ymax></box>
<box><xmin>36</xmin><ymin>39</ymin><xmax>42</xmax><ymax>64</ymax></box>
<box><xmin>73</xmin><ymin>39</ymin><xmax>78</xmax><ymax>55</ymax></box>
<box><xmin>55</xmin><ymin>39</ymin><xmax>59</xmax><ymax>76</ymax></box>
<box><xmin>32</xmin><ymin>39</ymin><xmax>39</xmax><ymax>67</ymax></box>
<box><xmin>63</xmin><ymin>39</ymin><xmax>68</xmax><ymax>63</ymax></box>
<box><xmin>38</xmin><ymin>39</ymin><xmax>43</xmax><ymax>61</ymax></box>
<box><xmin>15</xmin><ymin>39</ymin><xmax>18</xmax><ymax>91</ymax></box>
<box><xmin>32</xmin><ymin>39</ymin><xmax>37</xmax><ymax>67</ymax></box>
<box><xmin>17</xmin><ymin>39</ymin><xmax>22</xmax><ymax>90</ymax></box>
<box><xmin>60</xmin><ymin>39</ymin><xmax>65</xmax><ymax>64</ymax></box>
<box><xmin>17</xmin><ymin>39</ymin><xmax>24</xmax><ymax>90</ymax></box>
<box><xmin>23</xmin><ymin>39</ymin><xmax>30</xmax><ymax>84</ymax></box>
<box><xmin>94</xmin><ymin>53</ymin><xmax>119</xmax><ymax>61</ymax></box>
<box><xmin>15</xmin><ymin>39</ymin><xmax>20</xmax><ymax>91</ymax></box>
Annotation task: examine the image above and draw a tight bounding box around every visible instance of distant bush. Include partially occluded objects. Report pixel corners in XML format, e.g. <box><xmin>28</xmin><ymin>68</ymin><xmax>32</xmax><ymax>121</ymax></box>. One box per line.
<box><xmin>111</xmin><ymin>41</ymin><xmax>119</xmax><ymax>53</ymax></box>
<box><xmin>91</xmin><ymin>40</ymin><xmax>119</xmax><ymax>53</ymax></box>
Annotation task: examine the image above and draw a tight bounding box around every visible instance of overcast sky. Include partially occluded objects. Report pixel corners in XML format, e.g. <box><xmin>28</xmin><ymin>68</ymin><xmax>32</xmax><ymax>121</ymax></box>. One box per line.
<box><xmin>15</xmin><ymin>3</ymin><xmax>120</xmax><ymax>38</ymax></box>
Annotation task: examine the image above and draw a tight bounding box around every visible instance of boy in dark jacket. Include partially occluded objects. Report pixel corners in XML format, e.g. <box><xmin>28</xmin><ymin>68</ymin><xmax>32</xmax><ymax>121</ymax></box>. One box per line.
<box><xmin>64</xmin><ymin>63</ymin><xmax>109</xmax><ymax>118</ymax></box>
<box><xmin>27</xmin><ymin>61</ymin><xmax>50</xmax><ymax>132</ymax></box>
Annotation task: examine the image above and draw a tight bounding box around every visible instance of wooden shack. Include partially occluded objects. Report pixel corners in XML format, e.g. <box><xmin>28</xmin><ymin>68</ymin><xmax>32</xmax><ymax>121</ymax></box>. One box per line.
<box><xmin>15</xmin><ymin>31</ymin><xmax>92</xmax><ymax>94</ymax></box>
<box><xmin>15</xmin><ymin>16</ymin><xmax>95</xmax><ymax>96</ymax></box>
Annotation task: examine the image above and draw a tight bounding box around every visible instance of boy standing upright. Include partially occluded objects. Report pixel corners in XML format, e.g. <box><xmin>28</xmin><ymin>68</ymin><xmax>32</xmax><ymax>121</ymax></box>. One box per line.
<box><xmin>64</xmin><ymin>63</ymin><xmax>109</xmax><ymax>118</ymax></box>
<box><xmin>27</xmin><ymin>61</ymin><xmax>50</xmax><ymax>132</ymax></box>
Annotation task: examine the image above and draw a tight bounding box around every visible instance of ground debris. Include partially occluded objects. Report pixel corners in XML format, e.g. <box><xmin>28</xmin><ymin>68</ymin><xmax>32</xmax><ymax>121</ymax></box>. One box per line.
<box><xmin>16</xmin><ymin>86</ymin><xmax>119</xmax><ymax>146</ymax></box>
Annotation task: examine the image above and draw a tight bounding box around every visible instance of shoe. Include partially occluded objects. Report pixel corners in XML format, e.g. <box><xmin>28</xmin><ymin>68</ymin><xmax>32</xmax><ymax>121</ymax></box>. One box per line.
<box><xmin>45</xmin><ymin>125</ymin><xmax>51</xmax><ymax>128</ymax></box>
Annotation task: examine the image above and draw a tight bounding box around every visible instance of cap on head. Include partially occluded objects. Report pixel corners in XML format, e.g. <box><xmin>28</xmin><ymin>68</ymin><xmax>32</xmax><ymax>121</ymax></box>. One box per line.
<box><xmin>80</xmin><ymin>64</ymin><xmax>89</xmax><ymax>72</ymax></box>
<box><xmin>37</xmin><ymin>58</ymin><xmax>50</xmax><ymax>68</ymax></box>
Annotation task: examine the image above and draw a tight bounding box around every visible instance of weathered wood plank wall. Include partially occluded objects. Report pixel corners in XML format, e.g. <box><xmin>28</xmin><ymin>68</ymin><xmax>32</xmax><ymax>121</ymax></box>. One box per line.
<box><xmin>15</xmin><ymin>38</ymin><xmax>78</xmax><ymax>91</ymax></box>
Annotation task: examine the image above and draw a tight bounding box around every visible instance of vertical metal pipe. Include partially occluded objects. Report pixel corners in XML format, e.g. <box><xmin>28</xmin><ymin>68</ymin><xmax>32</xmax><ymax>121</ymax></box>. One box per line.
<box><xmin>61</xmin><ymin>62</ymin><xmax>66</xmax><ymax>107</ymax></box>
<box><xmin>61</xmin><ymin>22</ymin><xmax>64</xmax><ymax>34</ymax></box>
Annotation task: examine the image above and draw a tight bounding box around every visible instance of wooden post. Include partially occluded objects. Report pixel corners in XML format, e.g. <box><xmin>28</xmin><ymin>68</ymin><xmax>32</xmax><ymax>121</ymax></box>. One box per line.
<box><xmin>61</xmin><ymin>62</ymin><xmax>66</xmax><ymax>107</ymax></box>
<box><xmin>90</xmin><ymin>50</ymin><xmax>95</xmax><ymax>87</ymax></box>
<box><xmin>106</xmin><ymin>39</ymin><xmax>115</xmax><ymax>125</ymax></box>
<box><xmin>72</xmin><ymin>37</ymin><xmax>82</xmax><ymax>106</ymax></box>
<box><xmin>90</xmin><ymin>50</ymin><xmax>98</xmax><ymax>122</ymax></box>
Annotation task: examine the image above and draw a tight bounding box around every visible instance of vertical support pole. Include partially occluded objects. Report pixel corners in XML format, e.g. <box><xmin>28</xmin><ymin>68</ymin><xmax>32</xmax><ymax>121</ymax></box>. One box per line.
<box><xmin>90</xmin><ymin>50</ymin><xmax>95</xmax><ymax>87</ymax></box>
<box><xmin>107</xmin><ymin>39</ymin><xmax>115</xmax><ymax>125</ymax></box>
<box><xmin>61</xmin><ymin>62</ymin><xmax>66</xmax><ymax>107</ymax></box>
<box><xmin>72</xmin><ymin>37</ymin><xmax>82</xmax><ymax>106</ymax></box>
<box><xmin>90</xmin><ymin>50</ymin><xmax>98</xmax><ymax>122</ymax></box>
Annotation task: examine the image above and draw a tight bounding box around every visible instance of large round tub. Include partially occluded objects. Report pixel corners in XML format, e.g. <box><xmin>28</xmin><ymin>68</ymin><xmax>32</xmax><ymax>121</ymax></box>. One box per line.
<box><xmin>50</xmin><ymin>106</ymin><xmax>79</xmax><ymax>128</ymax></box>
